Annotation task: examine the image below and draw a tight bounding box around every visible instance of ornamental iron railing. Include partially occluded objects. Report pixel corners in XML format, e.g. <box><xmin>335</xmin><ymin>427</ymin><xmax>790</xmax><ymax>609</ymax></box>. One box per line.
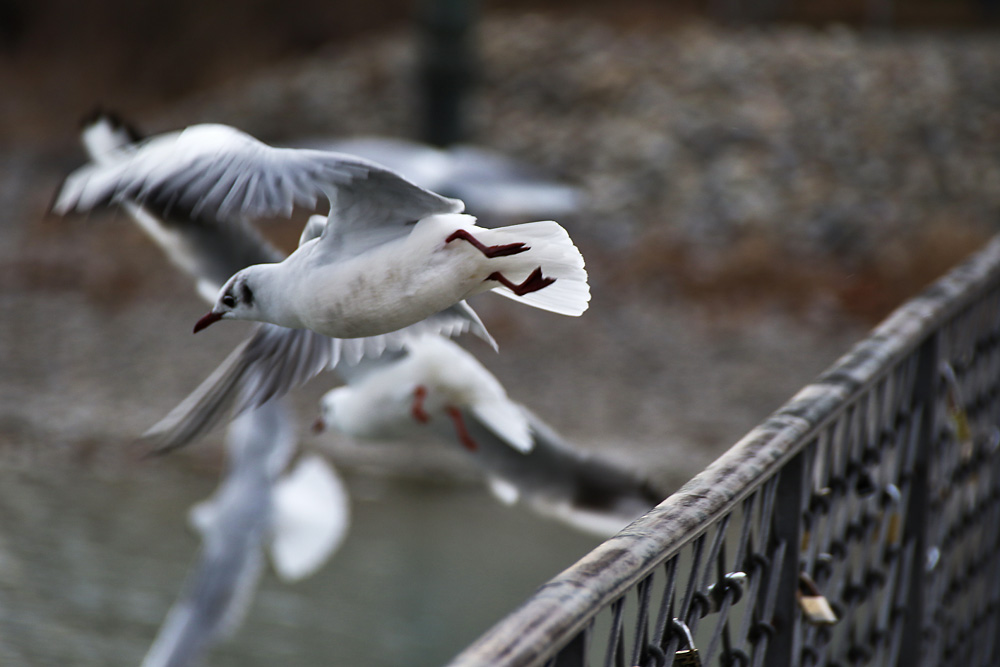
<box><xmin>448</xmin><ymin>235</ymin><xmax>1000</xmax><ymax>667</ymax></box>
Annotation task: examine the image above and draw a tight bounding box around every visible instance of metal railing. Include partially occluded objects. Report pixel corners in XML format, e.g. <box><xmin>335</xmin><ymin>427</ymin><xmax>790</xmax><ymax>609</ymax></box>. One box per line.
<box><xmin>448</xmin><ymin>235</ymin><xmax>1000</xmax><ymax>667</ymax></box>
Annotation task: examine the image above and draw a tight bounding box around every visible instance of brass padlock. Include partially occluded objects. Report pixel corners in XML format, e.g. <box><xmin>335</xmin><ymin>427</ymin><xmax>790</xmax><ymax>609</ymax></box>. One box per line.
<box><xmin>798</xmin><ymin>572</ymin><xmax>838</xmax><ymax>625</ymax></box>
<box><xmin>884</xmin><ymin>484</ymin><xmax>902</xmax><ymax>547</ymax></box>
<box><xmin>942</xmin><ymin>362</ymin><xmax>973</xmax><ymax>450</ymax></box>
<box><xmin>671</xmin><ymin>619</ymin><xmax>702</xmax><ymax>667</ymax></box>
<box><xmin>674</xmin><ymin>649</ymin><xmax>702</xmax><ymax>667</ymax></box>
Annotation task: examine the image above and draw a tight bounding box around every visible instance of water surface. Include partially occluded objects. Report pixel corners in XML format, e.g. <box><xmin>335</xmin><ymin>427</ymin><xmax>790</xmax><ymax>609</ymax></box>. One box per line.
<box><xmin>0</xmin><ymin>459</ymin><xmax>599</xmax><ymax>666</ymax></box>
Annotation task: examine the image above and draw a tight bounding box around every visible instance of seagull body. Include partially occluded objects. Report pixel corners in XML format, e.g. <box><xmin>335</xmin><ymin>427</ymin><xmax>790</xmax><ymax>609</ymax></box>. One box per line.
<box><xmin>317</xmin><ymin>335</ymin><xmax>665</xmax><ymax>536</ymax></box>
<box><xmin>206</xmin><ymin>211</ymin><xmax>586</xmax><ymax>339</ymax></box>
<box><xmin>319</xmin><ymin>334</ymin><xmax>533</xmax><ymax>453</ymax></box>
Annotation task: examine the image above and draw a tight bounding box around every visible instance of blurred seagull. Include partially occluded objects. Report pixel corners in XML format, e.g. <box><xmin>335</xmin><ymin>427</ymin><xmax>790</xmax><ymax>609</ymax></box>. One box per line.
<box><xmin>54</xmin><ymin>120</ymin><xmax>589</xmax><ymax>449</ymax></box>
<box><xmin>142</xmin><ymin>401</ymin><xmax>349</xmax><ymax>667</ymax></box>
<box><xmin>79</xmin><ymin>113</ymin><xmax>349</xmax><ymax>667</ymax></box>
<box><xmin>317</xmin><ymin>334</ymin><xmax>533</xmax><ymax>454</ymax></box>
<box><xmin>309</xmin><ymin>136</ymin><xmax>584</xmax><ymax>222</ymax></box>
<box><xmin>316</xmin><ymin>335</ymin><xmax>665</xmax><ymax>537</ymax></box>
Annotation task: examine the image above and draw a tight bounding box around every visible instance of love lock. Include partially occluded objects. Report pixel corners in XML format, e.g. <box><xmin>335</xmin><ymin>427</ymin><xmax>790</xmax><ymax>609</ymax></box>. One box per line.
<box><xmin>798</xmin><ymin>571</ymin><xmax>838</xmax><ymax>626</ymax></box>
<box><xmin>671</xmin><ymin>618</ymin><xmax>702</xmax><ymax>667</ymax></box>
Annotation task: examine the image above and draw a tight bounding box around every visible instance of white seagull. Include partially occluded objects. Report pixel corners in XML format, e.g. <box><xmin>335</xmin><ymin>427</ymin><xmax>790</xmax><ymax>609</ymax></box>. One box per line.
<box><xmin>317</xmin><ymin>334</ymin><xmax>534</xmax><ymax>454</ymax></box>
<box><xmin>315</xmin><ymin>335</ymin><xmax>665</xmax><ymax>537</ymax></box>
<box><xmin>53</xmin><ymin>121</ymin><xmax>590</xmax><ymax>337</ymax></box>
<box><xmin>54</xmin><ymin>120</ymin><xmax>590</xmax><ymax>449</ymax></box>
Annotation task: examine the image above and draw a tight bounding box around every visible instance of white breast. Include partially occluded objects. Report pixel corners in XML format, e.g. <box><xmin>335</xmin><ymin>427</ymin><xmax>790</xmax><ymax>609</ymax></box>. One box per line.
<box><xmin>293</xmin><ymin>215</ymin><xmax>491</xmax><ymax>339</ymax></box>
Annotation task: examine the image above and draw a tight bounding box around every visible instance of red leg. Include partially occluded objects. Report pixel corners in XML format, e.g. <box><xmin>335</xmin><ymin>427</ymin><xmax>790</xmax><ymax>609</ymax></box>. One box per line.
<box><xmin>486</xmin><ymin>267</ymin><xmax>556</xmax><ymax>296</ymax></box>
<box><xmin>446</xmin><ymin>229</ymin><xmax>529</xmax><ymax>258</ymax></box>
<box><xmin>411</xmin><ymin>385</ymin><xmax>430</xmax><ymax>424</ymax></box>
<box><xmin>446</xmin><ymin>406</ymin><xmax>479</xmax><ymax>452</ymax></box>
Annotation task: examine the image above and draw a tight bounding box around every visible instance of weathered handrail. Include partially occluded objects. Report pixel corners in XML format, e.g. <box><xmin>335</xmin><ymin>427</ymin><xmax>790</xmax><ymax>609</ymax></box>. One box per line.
<box><xmin>449</xmin><ymin>235</ymin><xmax>1000</xmax><ymax>667</ymax></box>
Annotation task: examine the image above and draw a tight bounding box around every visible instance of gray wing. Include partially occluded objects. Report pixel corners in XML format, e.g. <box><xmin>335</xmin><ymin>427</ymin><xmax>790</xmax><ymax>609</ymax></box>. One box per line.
<box><xmin>54</xmin><ymin>122</ymin><xmax>463</xmax><ymax>238</ymax></box>
<box><xmin>451</xmin><ymin>405</ymin><xmax>665</xmax><ymax>536</ymax></box>
<box><xmin>143</xmin><ymin>303</ymin><xmax>495</xmax><ymax>453</ymax></box>
<box><xmin>140</xmin><ymin>402</ymin><xmax>294</xmax><ymax>667</ymax></box>
<box><xmin>79</xmin><ymin>114</ymin><xmax>285</xmax><ymax>298</ymax></box>
<box><xmin>312</xmin><ymin>136</ymin><xmax>583</xmax><ymax>222</ymax></box>
<box><xmin>312</xmin><ymin>136</ymin><xmax>454</xmax><ymax>193</ymax></box>
<box><xmin>142</xmin><ymin>324</ymin><xmax>334</xmax><ymax>454</ymax></box>
<box><xmin>331</xmin><ymin>346</ymin><xmax>409</xmax><ymax>385</ymax></box>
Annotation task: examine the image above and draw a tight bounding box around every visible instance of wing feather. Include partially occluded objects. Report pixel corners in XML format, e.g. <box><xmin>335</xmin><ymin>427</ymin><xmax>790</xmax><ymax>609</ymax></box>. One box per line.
<box><xmin>53</xmin><ymin>123</ymin><xmax>462</xmax><ymax>238</ymax></box>
<box><xmin>143</xmin><ymin>301</ymin><xmax>493</xmax><ymax>452</ymax></box>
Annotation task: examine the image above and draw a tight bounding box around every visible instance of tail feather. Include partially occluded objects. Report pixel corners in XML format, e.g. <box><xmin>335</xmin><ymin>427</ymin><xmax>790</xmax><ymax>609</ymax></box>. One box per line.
<box><xmin>484</xmin><ymin>220</ymin><xmax>590</xmax><ymax>316</ymax></box>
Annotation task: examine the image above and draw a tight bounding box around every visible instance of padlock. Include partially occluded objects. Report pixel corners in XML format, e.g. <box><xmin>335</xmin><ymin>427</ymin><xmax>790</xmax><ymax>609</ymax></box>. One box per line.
<box><xmin>799</xmin><ymin>594</ymin><xmax>838</xmax><ymax>625</ymax></box>
<box><xmin>886</xmin><ymin>511</ymin><xmax>901</xmax><ymax>546</ymax></box>
<box><xmin>674</xmin><ymin>648</ymin><xmax>702</xmax><ymax>667</ymax></box>
<box><xmin>707</xmin><ymin>571</ymin><xmax>747</xmax><ymax>612</ymax></box>
<box><xmin>798</xmin><ymin>572</ymin><xmax>838</xmax><ymax>625</ymax></box>
<box><xmin>884</xmin><ymin>484</ymin><xmax>902</xmax><ymax>547</ymax></box>
<box><xmin>671</xmin><ymin>619</ymin><xmax>702</xmax><ymax>667</ymax></box>
<box><xmin>942</xmin><ymin>362</ymin><xmax>973</xmax><ymax>449</ymax></box>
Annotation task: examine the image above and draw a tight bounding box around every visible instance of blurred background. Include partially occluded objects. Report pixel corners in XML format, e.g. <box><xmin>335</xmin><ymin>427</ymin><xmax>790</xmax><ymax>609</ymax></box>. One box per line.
<box><xmin>2</xmin><ymin>1</ymin><xmax>1000</xmax><ymax>665</ymax></box>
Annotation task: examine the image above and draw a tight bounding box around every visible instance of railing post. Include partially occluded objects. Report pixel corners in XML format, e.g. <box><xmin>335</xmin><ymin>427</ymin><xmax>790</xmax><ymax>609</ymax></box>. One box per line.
<box><xmin>896</xmin><ymin>333</ymin><xmax>939</xmax><ymax>667</ymax></box>
<box><xmin>765</xmin><ymin>450</ymin><xmax>806</xmax><ymax>665</ymax></box>
<box><xmin>551</xmin><ymin>628</ymin><xmax>587</xmax><ymax>667</ymax></box>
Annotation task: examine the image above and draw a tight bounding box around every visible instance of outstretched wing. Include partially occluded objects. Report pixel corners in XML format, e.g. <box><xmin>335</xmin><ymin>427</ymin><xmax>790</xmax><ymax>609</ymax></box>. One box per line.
<box><xmin>461</xmin><ymin>405</ymin><xmax>665</xmax><ymax>537</ymax></box>
<box><xmin>143</xmin><ymin>303</ymin><xmax>495</xmax><ymax>453</ymax></box>
<box><xmin>54</xmin><ymin>123</ymin><xmax>463</xmax><ymax>233</ymax></box>
<box><xmin>79</xmin><ymin>114</ymin><xmax>286</xmax><ymax>300</ymax></box>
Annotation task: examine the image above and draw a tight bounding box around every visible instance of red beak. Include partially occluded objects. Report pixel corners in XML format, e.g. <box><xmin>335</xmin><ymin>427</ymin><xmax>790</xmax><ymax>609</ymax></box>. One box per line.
<box><xmin>311</xmin><ymin>416</ymin><xmax>326</xmax><ymax>434</ymax></box>
<box><xmin>193</xmin><ymin>310</ymin><xmax>224</xmax><ymax>333</ymax></box>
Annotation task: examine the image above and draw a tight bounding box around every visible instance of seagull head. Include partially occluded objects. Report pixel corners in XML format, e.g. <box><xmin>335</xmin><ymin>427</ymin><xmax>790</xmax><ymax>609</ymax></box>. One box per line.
<box><xmin>312</xmin><ymin>388</ymin><xmax>344</xmax><ymax>433</ymax></box>
<box><xmin>194</xmin><ymin>270</ymin><xmax>261</xmax><ymax>333</ymax></box>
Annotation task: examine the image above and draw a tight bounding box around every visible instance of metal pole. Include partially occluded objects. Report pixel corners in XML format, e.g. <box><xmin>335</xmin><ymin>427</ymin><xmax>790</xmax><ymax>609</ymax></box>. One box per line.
<box><xmin>417</xmin><ymin>0</ymin><xmax>478</xmax><ymax>147</ymax></box>
<box><xmin>765</xmin><ymin>451</ymin><xmax>806</xmax><ymax>666</ymax></box>
<box><xmin>896</xmin><ymin>334</ymin><xmax>938</xmax><ymax>667</ymax></box>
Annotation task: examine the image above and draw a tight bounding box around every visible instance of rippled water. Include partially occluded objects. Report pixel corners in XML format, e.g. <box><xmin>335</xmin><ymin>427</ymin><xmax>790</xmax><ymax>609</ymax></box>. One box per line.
<box><xmin>0</xmin><ymin>459</ymin><xmax>599</xmax><ymax>666</ymax></box>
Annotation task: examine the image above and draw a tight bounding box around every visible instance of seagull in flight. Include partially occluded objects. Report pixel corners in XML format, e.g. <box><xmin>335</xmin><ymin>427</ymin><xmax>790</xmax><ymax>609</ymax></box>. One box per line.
<box><xmin>53</xmin><ymin>121</ymin><xmax>590</xmax><ymax>336</ymax></box>
<box><xmin>315</xmin><ymin>335</ymin><xmax>665</xmax><ymax>537</ymax></box>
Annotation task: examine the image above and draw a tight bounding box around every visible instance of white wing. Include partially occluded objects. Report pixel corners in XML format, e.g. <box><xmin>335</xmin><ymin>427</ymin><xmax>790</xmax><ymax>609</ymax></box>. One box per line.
<box><xmin>78</xmin><ymin>114</ymin><xmax>285</xmax><ymax>295</ymax></box>
<box><xmin>269</xmin><ymin>455</ymin><xmax>351</xmax><ymax>582</ymax></box>
<box><xmin>141</xmin><ymin>402</ymin><xmax>295</xmax><ymax>667</ymax></box>
<box><xmin>54</xmin><ymin>123</ymin><xmax>463</xmax><ymax>247</ymax></box>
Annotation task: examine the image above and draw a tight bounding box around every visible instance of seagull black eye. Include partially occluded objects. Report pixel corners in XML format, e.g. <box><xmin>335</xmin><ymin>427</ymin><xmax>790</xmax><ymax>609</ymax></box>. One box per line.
<box><xmin>221</xmin><ymin>293</ymin><xmax>236</xmax><ymax>308</ymax></box>
<box><xmin>240</xmin><ymin>283</ymin><xmax>254</xmax><ymax>306</ymax></box>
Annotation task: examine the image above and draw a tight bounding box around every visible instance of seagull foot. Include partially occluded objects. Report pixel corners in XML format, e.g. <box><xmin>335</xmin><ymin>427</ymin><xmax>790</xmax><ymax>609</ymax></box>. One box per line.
<box><xmin>446</xmin><ymin>406</ymin><xmax>479</xmax><ymax>452</ymax></box>
<box><xmin>487</xmin><ymin>267</ymin><xmax>556</xmax><ymax>296</ymax></box>
<box><xmin>446</xmin><ymin>229</ymin><xmax>529</xmax><ymax>258</ymax></box>
<box><xmin>412</xmin><ymin>385</ymin><xmax>431</xmax><ymax>424</ymax></box>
